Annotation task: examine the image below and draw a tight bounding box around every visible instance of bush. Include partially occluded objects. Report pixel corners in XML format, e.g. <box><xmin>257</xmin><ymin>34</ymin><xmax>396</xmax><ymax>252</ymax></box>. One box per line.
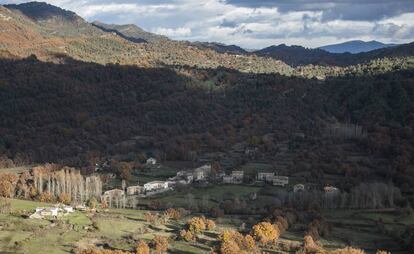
<box><xmin>187</xmin><ymin>216</ymin><xmax>206</xmax><ymax>233</ymax></box>
<box><xmin>179</xmin><ymin>229</ymin><xmax>195</xmax><ymax>242</ymax></box>
<box><xmin>206</xmin><ymin>219</ymin><xmax>216</xmax><ymax>230</ymax></box>
<box><xmin>135</xmin><ymin>240</ymin><xmax>150</xmax><ymax>254</ymax></box>
<box><xmin>39</xmin><ymin>192</ymin><xmax>54</xmax><ymax>203</ymax></box>
<box><xmin>331</xmin><ymin>247</ymin><xmax>365</xmax><ymax>254</ymax></box>
<box><xmin>150</xmin><ymin>235</ymin><xmax>169</xmax><ymax>254</ymax></box>
<box><xmin>219</xmin><ymin>230</ymin><xmax>257</xmax><ymax>254</ymax></box>
<box><xmin>164</xmin><ymin>208</ymin><xmax>186</xmax><ymax>220</ymax></box>
<box><xmin>250</xmin><ymin>221</ymin><xmax>279</xmax><ymax>245</ymax></box>
<box><xmin>58</xmin><ymin>193</ymin><xmax>71</xmax><ymax>205</ymax></box>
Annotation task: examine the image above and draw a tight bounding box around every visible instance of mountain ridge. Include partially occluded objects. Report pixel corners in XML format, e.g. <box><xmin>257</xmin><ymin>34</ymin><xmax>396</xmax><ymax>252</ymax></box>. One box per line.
<box><xmin>319</xmin><ymin>40</ymin><xmax>397</xmax><ymax>54</ymax></box>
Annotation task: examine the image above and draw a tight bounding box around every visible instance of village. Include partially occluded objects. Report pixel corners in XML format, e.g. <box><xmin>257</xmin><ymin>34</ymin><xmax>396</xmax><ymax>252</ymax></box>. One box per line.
<box><xmin>99</xmin><ymin>157</ymin><xmax>340</xmax><ymax>210</ymax></box>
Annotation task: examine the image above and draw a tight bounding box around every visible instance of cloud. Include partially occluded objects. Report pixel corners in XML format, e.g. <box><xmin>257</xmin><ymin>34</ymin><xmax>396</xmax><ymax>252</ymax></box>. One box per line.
<box><xmin>154</xmin><ymin>27</ymin><xmax>192</xmax><ymax>37</ymax></box>
<box><xmin>1</xmin><ymin>0</ymin><xmax>414</xmax><ymax>48</ymax></box>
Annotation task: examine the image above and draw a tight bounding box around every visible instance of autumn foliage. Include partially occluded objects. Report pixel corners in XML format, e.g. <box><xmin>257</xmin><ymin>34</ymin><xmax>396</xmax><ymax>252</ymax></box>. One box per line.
<box><xmin>250</xmin><ymin>221</ymin><xmax>279</xmax><ymax>245</ymax></box>
<box><xmin>135</xmin><ymin>240</ymin><xmax>150</xmax><ymax>254</ymax></box>
<box><xmin>39</xmin><ymin>191</ymin><xmax>54</xmax><ymax>203</ymax></box>
<box><xmin>0</xmin><ymin>173</ymin><xmax>18</xmax><ymax>198</ymax></box>
<box><xmin>58</xmin><ymin>192</ymin><xmax>71</xmax><ymax>205</ymax></box>
<box><xmin>150</xmin><ymin>235</ymin><xmax>169</xmax><ymax>254</ymax></box>
<box><xmin>219</xmin><ymin>230</ymin><xmax>257</xmax><ymax>254</ymax></box>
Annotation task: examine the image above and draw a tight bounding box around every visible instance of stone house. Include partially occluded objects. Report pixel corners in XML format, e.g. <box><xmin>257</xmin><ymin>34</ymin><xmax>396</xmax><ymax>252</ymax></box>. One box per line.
<box><xmin>324</xmin><ymin>186</ymin><xmax>340</xmax><ymax>194</ymax></box>
<box><xmin>127</xmin><ymin>185</ymin><xmax>143</xmax><ymax>195</ymax></box>
<box><xmin>272</xmin><ymin>176</ymin><xmax>289</xmax><ymax>186</ymax></box>
<box><xmin>257</xmin><ymin>172</ymin><xmax>275</xmax><ymax>182</ymax></box>
<box><xmin>146</xmin><ymin>157</ymin><xmax>157</xmax><ymax>165</ymax></box>
<box><xmin>30</xmin><ymin>205</ymin><xmax>74</xmax><ymax>219</ymax></box>
<box><xmin>193</xmin><ymin>164</ymin><xmax>212</xmax><ymax>181</ymax></box>
<box><xmin>293</xmin><ymin>184</ymin><xmax>305</xmax><ymax>193</ymax></box>
<box><xmin>143</xmin><ymin>181</ymin><xmax>168</xmax><ymax>192</ymax></box>
<box><xmin>222</xmin><ymin>175</ymin><xmax>235</xmax><ymax>184</ymax></box>
<box><xmin>101</xmin><ymin>189</ymin><xmax>126</xmax><ymax>208</ymax></box>
<box><xmin>231</xmin><ymin>171</ymin><xmax>244</xmax><ymax>182</ymax></box>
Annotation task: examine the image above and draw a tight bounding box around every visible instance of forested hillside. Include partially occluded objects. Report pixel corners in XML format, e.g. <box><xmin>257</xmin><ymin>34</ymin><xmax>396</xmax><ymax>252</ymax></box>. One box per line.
<box><xmin>255</xmin><ymin>43</ymin><xmax>414</xmax><ymax>67</ymax></box>
<box><xmin>1</xmin><ymin>56</ymin><xmax>414</xmax><ymax>199</ymax></box>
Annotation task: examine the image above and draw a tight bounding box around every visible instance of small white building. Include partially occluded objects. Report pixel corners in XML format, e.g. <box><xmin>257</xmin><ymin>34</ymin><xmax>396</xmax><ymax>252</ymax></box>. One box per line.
<box><xmin>193</xmin><ymin>164</ymin><xmax>212</xmax><ymax>181</ymax></box>
<box><xmin>143</xmin><ymin>181</ymin><xmax>168</xmax><ymax>192</ymax></box>
<box><xmin>293</xmin><ymin>184</ymin><xmax>305</xmax><ymax>193</ymax></box>
<box><xmin>272</xmin><ymin>176</ymin><xmax>289</xmax><ymax>186</ymax></box>
<box><xmin>127</xmin><ymin>185</ymin><xmax>143</xmax><ymax>195</ymax></box>
<box><xmin>232</xmin><ymin>171</ymin><xmax>244</xmax><ymax>182</ymax></box>
<box><xmin>63</xmin><ymin>206</ymin><xmax>74</xmax><ymax>213</ymax></box>
<box><xmin>223</xmin><ymin>175</ymin><xmax>236</xmax><ymax>184</ymax></box>
<box><xmin>146</xmin><ymin>157</ymin><xmax>157</xmax><ymax>165</ymax></box>
<box><xmin>324</xmin><ymin>186</ymin><xmax>340</xmax><ymax>194</ymax></box>
<box><xmin>257</xmin><ymin>172</ymin><xmax>275</xmax><ymax>182</ymax></box>
<box><xmin>30</xmin><ymin>205</ymin><xmax>73</xmax><ymax>219</ymax></box>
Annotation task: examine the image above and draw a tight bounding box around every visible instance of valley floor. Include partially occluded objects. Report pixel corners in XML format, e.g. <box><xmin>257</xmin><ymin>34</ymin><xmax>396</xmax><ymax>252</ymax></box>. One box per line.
<box><xmin>0</xmin><ymin>198</ymin><xmax>412</xmax><ymax>254</ymax></box>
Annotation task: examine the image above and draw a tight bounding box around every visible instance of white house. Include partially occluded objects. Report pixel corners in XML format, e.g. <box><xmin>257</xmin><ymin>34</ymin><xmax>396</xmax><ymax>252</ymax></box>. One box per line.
<box><xmin>293</xmin><ymin>184</ymin><xmax>305</xmax><ymax>193</ymax></box>
<box><xmin>232</xmin><ymin>171</ymin><xmax>244</xmax><ymax>182</ymax></box>
<box><xmin>146</xmin><ymin>157</ymin><xmax>157</xmax><ymax>165</ymax></box>
<box><xmin>257</xmin><ymin>172</ymin><xmax>275</xmax><ymax>182</ymax></box>
<box><xmin>143</xmin><ymin>181</ymin><xmax>168</xmax><ymax>192</ymax></box>
<box><xmin>272</xmin><ymin>176</ymin><xmax>289</xmax><ymax>186</ymax></box>
<box><xmin>30</xmin><ymin>207</ymin><xmax>58</xmax><ymax>219</ymax></box>
<box><xmin>222</xmin><ymin>175</ymin><xmax>236</xmax><ymax>184</ymax></box>
<box><xmin>63</xmin><ymin>206</ymin><xmax>74</xmax><ymax>213</ymax></box>
<box><xmin>324</xmin><ymin>186</ymin><xmax>340</xmax><ymax>194</ymax></box>
<box><xmin>127</xmin><ymin>185</ymin><xmax>143</xmax><ymax>196</ymax></box>
<box><xmin>193</xmin><ymin>164</ymin><xmax>212</xmax><ymax>181</ymax></box>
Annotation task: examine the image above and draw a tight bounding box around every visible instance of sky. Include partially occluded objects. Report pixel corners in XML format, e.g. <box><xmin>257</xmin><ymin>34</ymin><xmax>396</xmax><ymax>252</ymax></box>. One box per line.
<box><xmin>1</xmin><ymin>0</ymin><xmax>414</xmax><ymax>49</ymax></box>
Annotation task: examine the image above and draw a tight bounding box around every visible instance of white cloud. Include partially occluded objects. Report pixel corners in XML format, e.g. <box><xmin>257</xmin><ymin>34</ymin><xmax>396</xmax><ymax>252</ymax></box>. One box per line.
<box><xmin>1</xmin><ymin>0</ymin><xmax>414</xmax><ymax>48</ymax></box>
<box><xmin>154</xmin><ymin>27</ymin><xmax>192</xmax><ymax>37</ymax></box>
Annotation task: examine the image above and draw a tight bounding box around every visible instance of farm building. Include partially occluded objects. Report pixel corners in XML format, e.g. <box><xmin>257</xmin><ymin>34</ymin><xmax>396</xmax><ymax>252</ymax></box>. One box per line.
<box><xmin>143</xmin><ymin>181</ymin><xmax>169</xmax><ymax>192</ymax></box>
<box><xmin>223</xmin><ymin>175</ymin><xmax>236</xmax><ymax>184</ymax></box>
<box><xmin>272</xmin><ymin>176</ymin><xmax>289</xmax><ymax>186</ymax></box>
<box><xmin>231</xmin><ymin>171</ymin><xmax>244</xmax><ymax>182</ymax></box>
<box><xmin>324</xmin><ymin>186</ymin><xmax>340</xmax><ymax>194</ymax></box>
<box><xmin>257</xmin><ymin>172</ymin><xmax>275</xmax><ymax>182</ymax></box>
<box><xmin>193</xmin><ymin>164</ymin><xmax>212</xmax><ymax>181</ymax></box>
<box><xmin>101</xmin><ymin>189</ymin><xmax>126</xmax><ymax>208</ymax></box>
<box><xmin>294</xmin><ymin>184</ymin><xmax>305</xmax><ymax>193</ymax></box>
<box><xmin>30</xmin><ymin>205</ymin><xmax>74</xmax><ymax>219</ymax></box>
<box><xmin>127</xmin><ymin>185</ymin><xmax>143</xmax><ymax>195</ymax></box>
<box><xmin>146</xmin><ymin>157</ymin><xmax>157</xmax><ymax>165</ymax></box>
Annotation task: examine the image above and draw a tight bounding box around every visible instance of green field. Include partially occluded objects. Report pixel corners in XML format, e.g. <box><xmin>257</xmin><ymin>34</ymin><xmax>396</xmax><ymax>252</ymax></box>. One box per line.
<box><xmin>0</xmin><ymin>198</ymin><xmax>412</xmax><ymax>254</ymax></box>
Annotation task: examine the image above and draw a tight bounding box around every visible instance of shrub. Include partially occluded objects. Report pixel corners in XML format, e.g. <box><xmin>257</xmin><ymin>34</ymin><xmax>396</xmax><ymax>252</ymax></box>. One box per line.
<box><xmin>135</xmin><ymin>240</ymin><xmax>149</xmax><ymax>254</ymax></box>
<box><xmin>39</xmin><ymin>192</ymin><xmax>54</xmax><ymax>203</ymax></box>
<box><xmin>376</xmin><ymin>251</ymin><xmax>390</xmax><ymax>254</ymax></box>
<box><xmin>219</xmin><ymin>230</ymin><xmax>257</xmax><ymax>254</ymax></box>
<box><xmin>187</xmin><ymin>216</ymin><xmax>206</xmax><ymax>233</ymax></box>
<box><xmin>179</xmin><ymin>229</ymin><xmax>195</xmax><ymax>242</ymax></box>
<box><xmin>331</xmin><ymin>247</ymin><xmax>365</xmax><ymax>254</ymax></box>
<box><xmin>87</xmin><ymin>197</ymin><xmax>98</xmax><ymax>209</ymax></box>
<box><xmin>58</xmin><ymin>193</ymin><xmax>71</xmax><ymax>205</ymax></box>
<box><xmin>250</xmin><ymin>221</ymin><xmax>279</xmax><ymax>245</ymax></box>
<box><xmin>164</xmin><ymin>208</ymin><xmax>186</xmax><ymax>220</ymax></box>
<box><xmin>206</xmin><ymin>219</ymin><xmax>216</xmax><ymax>230</ymax></box>
<box><xmin>150</xmin><ymin>235</ymin><xmax>169</xmax><ymax>254</ymax></box>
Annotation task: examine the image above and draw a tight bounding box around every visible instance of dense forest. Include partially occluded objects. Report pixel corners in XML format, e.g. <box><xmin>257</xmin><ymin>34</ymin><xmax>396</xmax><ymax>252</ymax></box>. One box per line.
<box><xmin>0</xmin><ymin>56</ymin><xmax>414</xmax><ymax>201</ymax></box>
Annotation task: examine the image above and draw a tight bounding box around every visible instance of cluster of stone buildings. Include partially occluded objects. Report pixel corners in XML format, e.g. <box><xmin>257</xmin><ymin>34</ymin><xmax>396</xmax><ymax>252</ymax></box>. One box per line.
<box><xmin>30</xmin><ymin>204</ymin><xmax>74</xmax><ymax>219</ymax></box>
<box><xmin>101</xmin><ymin>164</ymin><xmax>213</xmax><ymax>208</ymax></box>
<box><xmin>100</xmin><ymin>160</ymin><xmax>341</xmax><ymax>209</ymax></box>
<box><xmin>256</xmin><ymin>172</ymin><xmax>289</xmax><ymax>186</ymax></box>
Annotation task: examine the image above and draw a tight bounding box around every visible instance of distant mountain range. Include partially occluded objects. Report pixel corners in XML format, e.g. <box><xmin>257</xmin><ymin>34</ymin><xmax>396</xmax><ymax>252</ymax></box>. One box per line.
<box><xmin>0</xmin><ymin>1</ymin><xmax>414</xmax><ymax>69</ymax></box>
<box><xmin>319</xmin><ymin>40</ymin><xmax>397</xmax><ymax>54</ymax></box>
<box><xmin>190</xmin><ymin>42</ymin><xmax>247</xmax><ymax>55</ymax></box>
<box><xmin>253</xmin><ymin>42</ymin><xmax>414</xmax><ymax>67</ymax></box>
<box><xmin>91</xmin><ymin>21</ymin><xmax>169</xmax><ymax>43</ymax></box>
